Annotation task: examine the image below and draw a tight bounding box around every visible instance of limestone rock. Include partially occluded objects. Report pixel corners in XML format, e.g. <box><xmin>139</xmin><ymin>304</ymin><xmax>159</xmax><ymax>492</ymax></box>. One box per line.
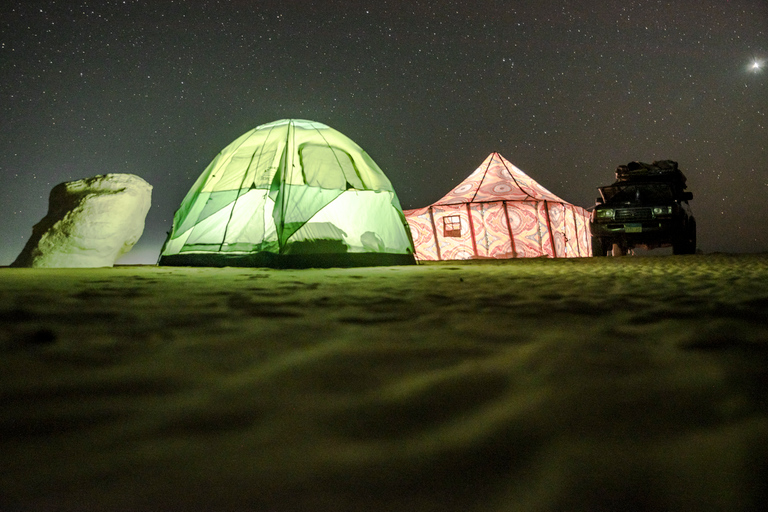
<box><xmin>12</xmin><ymin>174</ymin><xmax>152</xmax><ymax>268</ymax></box>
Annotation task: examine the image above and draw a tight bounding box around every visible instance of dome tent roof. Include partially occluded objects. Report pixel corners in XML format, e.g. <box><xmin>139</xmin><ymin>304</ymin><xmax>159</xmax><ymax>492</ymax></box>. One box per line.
<box><xmin>159</xmin><ymin>119</ymin><xmax>415</xmax><ymax>268</ymax></box>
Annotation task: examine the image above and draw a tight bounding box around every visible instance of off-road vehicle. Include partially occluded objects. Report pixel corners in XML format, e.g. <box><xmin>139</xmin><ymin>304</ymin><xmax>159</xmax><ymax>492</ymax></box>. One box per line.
<box><xmin>590</xmin><ymin>160</ymin><xmax>695</xmax><ymax>256</ymax></box>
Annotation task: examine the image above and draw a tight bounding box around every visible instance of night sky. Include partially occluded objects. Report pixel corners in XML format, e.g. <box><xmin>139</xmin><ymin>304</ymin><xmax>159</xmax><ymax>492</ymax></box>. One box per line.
<box><xmin>2</xmin><ymin>0</ymin><xmax>766</xmax><ymax>264</ymax></box>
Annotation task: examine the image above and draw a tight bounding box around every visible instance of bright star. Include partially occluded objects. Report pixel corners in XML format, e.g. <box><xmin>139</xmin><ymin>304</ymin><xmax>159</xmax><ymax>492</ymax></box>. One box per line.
<box><xmin>752</xmin><ymin>61</ymin><xmax>761</xmax><ymax>70</ymax></box>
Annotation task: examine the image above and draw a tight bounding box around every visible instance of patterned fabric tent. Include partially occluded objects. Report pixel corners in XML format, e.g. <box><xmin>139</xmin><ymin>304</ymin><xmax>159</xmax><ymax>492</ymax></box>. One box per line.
<box><xmin>404</xmin><ymin>153</ymin><xmax>592</xmax><ymax>261</ymax></box>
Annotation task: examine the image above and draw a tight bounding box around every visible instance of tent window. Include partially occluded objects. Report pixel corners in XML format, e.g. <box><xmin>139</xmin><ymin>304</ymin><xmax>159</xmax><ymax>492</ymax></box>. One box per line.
<box><xmin>299</xmin><ymin>144</ymin><xmax>363</xmax><ymax>190</ymax></box>
<box><xmin>443</xmin><ymin>215</ymin><xmax>462</xmax><ymax>237</ymax></box>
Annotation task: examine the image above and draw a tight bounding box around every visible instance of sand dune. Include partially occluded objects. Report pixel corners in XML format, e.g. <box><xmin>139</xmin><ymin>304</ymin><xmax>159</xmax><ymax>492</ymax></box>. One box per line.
<box><xmin>2</xmin><ymin>254</ymin><xmax>767</xmax><ymax>511</ymax></box>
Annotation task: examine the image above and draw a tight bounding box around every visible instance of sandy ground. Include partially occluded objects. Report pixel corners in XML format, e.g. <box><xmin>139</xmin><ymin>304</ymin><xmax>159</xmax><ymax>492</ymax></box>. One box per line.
<box><xmin>1</xmin><ymin>254</ymin><xmax>767</xmax><ymax>511</ymax></box>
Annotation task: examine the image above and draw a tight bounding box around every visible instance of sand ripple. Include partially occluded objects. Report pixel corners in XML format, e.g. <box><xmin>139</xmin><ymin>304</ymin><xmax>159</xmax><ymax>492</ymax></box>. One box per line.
<box><xmin>1</xmin><ymin>254</ymin><xmax>767</xmax><ymax>511</ymax></box>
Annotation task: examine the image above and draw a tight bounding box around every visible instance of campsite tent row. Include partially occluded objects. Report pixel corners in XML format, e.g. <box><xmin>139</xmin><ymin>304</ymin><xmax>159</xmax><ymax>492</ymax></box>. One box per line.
<box><xmin>159</xmin><ymin>119</ymin><xmax>591</xmax><ymax>267</ymax></box>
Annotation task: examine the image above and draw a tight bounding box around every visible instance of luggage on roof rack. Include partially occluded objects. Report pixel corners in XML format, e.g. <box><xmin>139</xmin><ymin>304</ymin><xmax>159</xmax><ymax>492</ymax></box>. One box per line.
<box><xmin>615</xmin><ymin>160</ymin><xmax>687</xmax><ymax>187</ymax></box>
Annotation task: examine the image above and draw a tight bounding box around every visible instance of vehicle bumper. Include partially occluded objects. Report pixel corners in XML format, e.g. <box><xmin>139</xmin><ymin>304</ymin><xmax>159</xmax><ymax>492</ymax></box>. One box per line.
<box><xmin>589</xmin><ymin>220</ymin><xmax>683</xmax><ymax>244</ymax></box>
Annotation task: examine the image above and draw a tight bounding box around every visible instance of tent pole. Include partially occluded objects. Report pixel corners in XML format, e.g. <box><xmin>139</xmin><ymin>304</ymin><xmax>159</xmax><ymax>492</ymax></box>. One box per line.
<box><xmin>581</xmin><ymin>207</ymin><xmax>591</xmax><ymax>257</ymax></box>
<box><xmin>498</xmin><ymin>153</ymin><xmax>535</xmax><ymax>201</ymax></box>
<box><xmin>569</xmin><ymin>205</ymin><xmax>581</xmax><ymax>257</ymax></box>
<box><xmin>468</xmin><ymin>153</ymin><xmax>496</xmax><ymax>203</ymax></box>
<box><xmin>543</xmin><ymin>200</ymin><xmax>558</xmax><ymax>257</ymax></box>
<box><xmin>219</xmin><ymin>146</ymin><xmax>261</xmax><ymax>252</ymax></box>
<box><xmin>276</xmin><ymin>125</ymin><xmax>292</xmax><ymax>254</ymax></box>
<box><xmin>466</xmin><ymin>203</ymin><xmax>479</xmax><ymax>257</ymax></box>
<box><xmin>428</xmin><ymin>206</ymin><xmax>442</xmax><ymax>261</ymax></box>
<box><xmin>580</xmin><ymin>207</ymin><xmax>591</xmax><ymax>257</ymax></box>
<box><xmin>502</xmin><ymin>200</ymin><xmax>518</xmax><ymax>258</ymax></box>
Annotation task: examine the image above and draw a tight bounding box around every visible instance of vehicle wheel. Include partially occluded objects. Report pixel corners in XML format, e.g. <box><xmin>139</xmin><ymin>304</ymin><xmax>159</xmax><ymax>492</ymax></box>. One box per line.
<box><xmin>673</xmin><ymin>220</ymin><xmax>697</xmax><ymax>255</ymax></box>
<box><xmin>687</xmin><ymin>219</ymin><xmax>697</xmax><ymax>254</ymax></box>
<box><xmin>591</xmin><ymin>237</ymin><xmax>609</xmax><ymax>256</ymax></box>
<box><xmin>673</xmin><ymin>237</ymin><xmax>694</xmax><ymax>255</ymax></box>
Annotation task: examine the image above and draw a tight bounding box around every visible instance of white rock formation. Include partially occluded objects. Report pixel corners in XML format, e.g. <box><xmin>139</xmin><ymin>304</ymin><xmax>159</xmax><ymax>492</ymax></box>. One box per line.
<box><xmin>12</xmin><ymin>174</ymin><xmax>152</xmax><ymax>268</ymax></box>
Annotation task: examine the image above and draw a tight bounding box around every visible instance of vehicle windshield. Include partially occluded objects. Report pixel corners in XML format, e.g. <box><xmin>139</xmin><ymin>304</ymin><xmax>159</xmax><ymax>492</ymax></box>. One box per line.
<box><xmin>599</xmin><ymin>183</ymin><xmax>675</xmax><ymax>204</ymax></box>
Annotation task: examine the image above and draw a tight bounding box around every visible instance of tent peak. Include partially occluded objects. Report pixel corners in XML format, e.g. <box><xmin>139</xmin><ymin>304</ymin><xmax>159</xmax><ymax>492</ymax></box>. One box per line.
<box><xmin>256</xmin><ymin>118</ymin><xmax>331</xmax><ymax>131</ymax></box>
<box><xmin>432</xmin><ymin>152</ymin><xmax>565</xmax><ymax>205</ymax></box>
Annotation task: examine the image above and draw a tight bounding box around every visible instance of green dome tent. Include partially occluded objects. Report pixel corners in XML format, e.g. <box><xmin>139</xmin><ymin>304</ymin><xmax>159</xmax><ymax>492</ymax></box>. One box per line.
<box><xmin>159</xmin><ymin>119</ymin><xmax>415</xmax><ymax>268</ymax></box>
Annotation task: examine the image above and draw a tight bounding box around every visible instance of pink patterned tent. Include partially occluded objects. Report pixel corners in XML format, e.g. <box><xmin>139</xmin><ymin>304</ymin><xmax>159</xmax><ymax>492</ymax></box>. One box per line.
<box><xmin>404</xmin><ymin>152</ymin><xmax>592</xmax><ymax>261</ymax></box>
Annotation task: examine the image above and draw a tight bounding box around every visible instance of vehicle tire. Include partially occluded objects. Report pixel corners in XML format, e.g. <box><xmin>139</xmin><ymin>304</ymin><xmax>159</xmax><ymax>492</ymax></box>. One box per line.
<box><xmin>687</xmin><ymin>219</ymin><xmax>697</xmax><ymax>254</ymax></box>
<box><xmin>591</xmin><ymin>237</ymin><xmax>608</xmax><ymax>257</ymax></box>
<box><xmin>673</xmin><ymin>219</ymin><xmax>697</xmax><ymax>255</ymax></box>
<box><xmin>673</xmin><ymin>237</ymin><xmax>694</xmax><ymax>255</ymax></box>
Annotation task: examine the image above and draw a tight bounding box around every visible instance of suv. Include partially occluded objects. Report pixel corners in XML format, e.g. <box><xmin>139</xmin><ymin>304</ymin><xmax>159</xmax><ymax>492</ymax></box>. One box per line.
<box><xmin>590</xmin><ymin>160</ymin><xmax>696</xmax><ymax>256</ymax></box>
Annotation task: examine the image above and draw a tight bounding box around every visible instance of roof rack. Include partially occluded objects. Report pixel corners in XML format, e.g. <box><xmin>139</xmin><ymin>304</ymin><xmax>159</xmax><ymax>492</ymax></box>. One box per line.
<box><xmin>615</xmin><ymin>160</ymin><xmax>687</xmax><ymax>187</ymax></box>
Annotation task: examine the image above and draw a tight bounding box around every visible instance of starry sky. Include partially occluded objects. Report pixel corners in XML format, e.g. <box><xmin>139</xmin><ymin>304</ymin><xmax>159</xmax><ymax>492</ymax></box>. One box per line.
<box><xmin>2</xmin><ymin>0</ymin><xmax>766</xmax><ymax>264</ymax></box>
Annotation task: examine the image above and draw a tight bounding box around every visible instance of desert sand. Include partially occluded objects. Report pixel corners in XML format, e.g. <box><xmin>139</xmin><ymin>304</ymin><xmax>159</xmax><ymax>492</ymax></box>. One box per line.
<box><xmin>2</xmin><ymin>254</ymin><xmax>767</xmax><ymax>511</ymax></box>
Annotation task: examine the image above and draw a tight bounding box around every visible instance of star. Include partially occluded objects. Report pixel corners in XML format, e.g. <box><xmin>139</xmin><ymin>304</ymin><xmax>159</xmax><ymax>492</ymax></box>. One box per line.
<box><xmin>2</xmin><ymin>1</ymin><xmax>768</xmax><ymax>261</ymax></box>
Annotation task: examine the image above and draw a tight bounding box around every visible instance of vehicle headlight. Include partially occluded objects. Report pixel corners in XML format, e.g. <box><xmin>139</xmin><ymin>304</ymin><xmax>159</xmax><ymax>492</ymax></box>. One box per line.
<box><xmin>652</xmin><ymin>206</ymin><xmax>673</xmax><ymax>216</ymax></box>
<box><xmin>595</xmin><ymin>209</ymin><xmax>615</xmax><ymax>219</ymax></box>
